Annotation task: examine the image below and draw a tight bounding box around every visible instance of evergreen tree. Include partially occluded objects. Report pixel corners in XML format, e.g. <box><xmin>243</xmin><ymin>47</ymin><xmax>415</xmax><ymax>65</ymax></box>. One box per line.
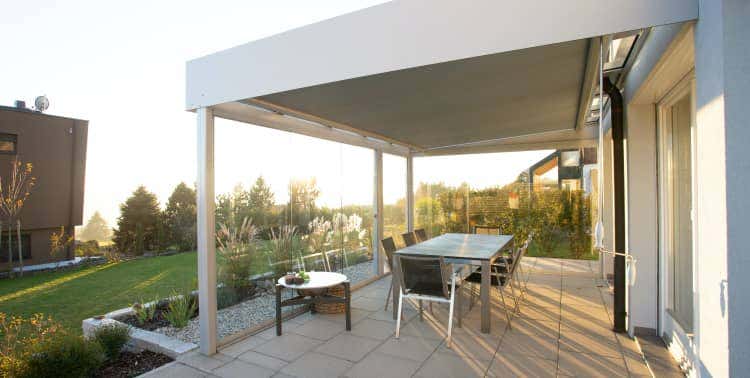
<box><xmin>286</xmin><ymin>178</ymin><xmax>320</xmax><ymax>230</ymax></box>
<box><xmin>113</xmin><ymin>186</ymin><xmax>162</xmax><ymax>255</ymax></box>
<box><xmin>78</xmin><ymin>211</ymin><xmax>112</xmax><ymax>242</ymax></box>
<box><xmin>249</xmin><ymin>176</ymin><xmax>275</xmax><ymax>227</ymax></box>
<box><xmin>164</xmin><ymin>182</ymin><xmax>197</xmax><ymax>251</ymax></box>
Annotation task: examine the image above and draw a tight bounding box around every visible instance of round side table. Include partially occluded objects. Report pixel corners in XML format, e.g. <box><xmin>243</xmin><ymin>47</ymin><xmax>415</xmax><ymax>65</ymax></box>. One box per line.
<box><xmin>275</xmin><ymin>271</ymin><xmax>351</xmax><ymax>336</ymax></box>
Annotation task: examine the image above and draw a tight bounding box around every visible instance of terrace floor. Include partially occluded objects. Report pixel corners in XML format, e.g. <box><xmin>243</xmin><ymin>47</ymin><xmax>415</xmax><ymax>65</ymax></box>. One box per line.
<box><xmin>142</xmin><ymin>258</ymin><xmax>657</xmax><ymax>377</ymax></box>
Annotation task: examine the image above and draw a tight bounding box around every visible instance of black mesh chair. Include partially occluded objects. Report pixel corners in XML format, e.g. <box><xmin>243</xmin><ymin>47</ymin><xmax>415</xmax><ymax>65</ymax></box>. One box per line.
<box><xmin>402</xmin><ymin>232</ymin><xmax>417</xmax><ymax>247</ymax></box>
<box><xmin>381</xmin><ymin>237</ymin><xmax>398</xmax><ymax>310</ymax></box>
<box><xmin>414</xmin><ymin>229</ymin><xmax>428</xmax><ymax>243</ymax></box>
<box><xmin>395</xmin><ymin>254</ymin><xmax>458</xmax><ymax>347</ymax></box>
<box><xmin>465</xmin><ymin>243</ymin><xmax>526</xmax><ymax>327</ymax></box>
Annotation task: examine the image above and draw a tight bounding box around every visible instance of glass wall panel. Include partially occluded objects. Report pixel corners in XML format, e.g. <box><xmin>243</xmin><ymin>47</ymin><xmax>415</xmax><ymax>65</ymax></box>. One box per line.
<box><xmin>414</xmin><ymin>151</ymin><xmax>599</xmax><ymax>260</ymax></box>
<box><xmin>209</xmin><ymin>119</ymin><xmax>378</xmax><ymax>344</ymax></box>
<box><xmin>383</xmin><ymin>154</ymin><xmax>407</xmax><ymax>247</ymax></box>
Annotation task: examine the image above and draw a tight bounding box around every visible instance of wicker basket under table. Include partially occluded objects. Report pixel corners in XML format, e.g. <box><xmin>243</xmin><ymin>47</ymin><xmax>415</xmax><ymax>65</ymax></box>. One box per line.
<box><xmin>313</xmin><ymin>284</ymin><xmax>346</xmax><ymax>314</ymax></box>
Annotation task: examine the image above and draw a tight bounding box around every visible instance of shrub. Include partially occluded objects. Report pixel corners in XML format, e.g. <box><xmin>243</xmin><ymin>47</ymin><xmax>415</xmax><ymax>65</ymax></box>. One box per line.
<box><xmin>22</xmin><ymin>333</ymin><xmax>104</xmax><ymax>378</ymax></box>
<box><xmin>164</xmin><ymin>290</ymin><xmax>197</xmax><ymax>328</ymax></box>
<box><xmin>92</xmin><ymin>323</ymin><xmax>131</xmax><ymax>360</ymax></box>
<box><xmin>216</xmin><ymin>218</ymin><xmax>257</xmax><ymax>292</ymax></box>
<box><xmin>0</xmin><ymin>313</ymin><xmax>63</xmax><ymax>378</ymax></box>
<box><xmin>131</xmin><ymin>297</ymin><xmax>158</xmax><ymax>325</ymax></box>
<box><xmin>75</xmin><ymin>240</ymin><xmax>100</xmax><ymax>257</ymax></box>
<box><xmin>217</xmin><ymin>287</ymin><xmax>239</xmax><ymax>309</ymax></box>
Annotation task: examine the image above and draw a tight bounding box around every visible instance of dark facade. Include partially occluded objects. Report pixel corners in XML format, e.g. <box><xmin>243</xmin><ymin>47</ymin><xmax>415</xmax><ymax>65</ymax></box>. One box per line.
<box><xmin>0</xmin><ymin>105</ymin><xmax>87</xmax><ymax>269</ymax></box>
<box><xmin>527</xmin><ymin>148</ymin><xmax>597</xmax><ymax>191</ymax></box>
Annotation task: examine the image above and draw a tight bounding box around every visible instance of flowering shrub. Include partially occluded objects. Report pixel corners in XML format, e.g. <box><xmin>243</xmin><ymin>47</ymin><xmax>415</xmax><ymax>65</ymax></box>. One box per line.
<box><xmin>0</xmin><ymin>313</ymin><xmax>63</xmax><ymax>377</ymax></box>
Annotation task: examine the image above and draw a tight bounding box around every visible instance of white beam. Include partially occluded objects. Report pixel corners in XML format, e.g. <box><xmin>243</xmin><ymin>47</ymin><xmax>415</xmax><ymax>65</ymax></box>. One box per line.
<box><xmin>211</xmin><ymin>102</ymin><xmax>410</xmax><ymax>157</ymax></box>
<box><xmin>373</xmin><ymin>150</ymin><xmax>384</xmax><ymax>276</ymax></box>
<box><xmin>406</xmin><ymin>155</ymin><xmax>414</xmax><ymax>232</ymax></box>
<box><xmin>187</xmin><ymin>0</ymin><xmax>698</xmax><ymax>109</ymax></box>
<box><xmin>196</xmin><ymin>107</ymin><xmax>217</xmax><ymax>355</ymax></box>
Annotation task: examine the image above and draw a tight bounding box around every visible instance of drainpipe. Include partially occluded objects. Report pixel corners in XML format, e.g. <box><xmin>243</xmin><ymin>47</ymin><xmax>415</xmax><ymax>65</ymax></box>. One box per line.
<box><xmin>602</xmin><ymin>76</ymin><xmax>627</xmax><ymax>333</ymax></box>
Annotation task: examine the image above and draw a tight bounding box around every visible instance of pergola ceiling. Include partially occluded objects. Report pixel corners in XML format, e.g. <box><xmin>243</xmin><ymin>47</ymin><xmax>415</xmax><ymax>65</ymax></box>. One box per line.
<box><xmin>255</xmin><ymin>39</ymin><xmax>589</xmax><ymax>150</ymax></box>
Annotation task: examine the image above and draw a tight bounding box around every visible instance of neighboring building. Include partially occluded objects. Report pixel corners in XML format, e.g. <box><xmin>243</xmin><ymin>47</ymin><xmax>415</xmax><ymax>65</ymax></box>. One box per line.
<box><xmin>0</xmin><ymin>103</ymin><xmax>87</xmax><ymax>270</ymax></box>
<box><xmin>526</xmin><ymin>148</ymin><xmax>597</xmax><ymax>192</ymax></box>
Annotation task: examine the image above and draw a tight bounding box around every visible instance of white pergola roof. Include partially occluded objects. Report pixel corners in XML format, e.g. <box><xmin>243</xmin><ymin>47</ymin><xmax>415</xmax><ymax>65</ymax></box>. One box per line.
<box><xmin>186</xmin><ymin>0</ymin><xmax>696</xmax><ymax>155</ymax></box>
<box><xmin>188</xmin><ymin>0</ymin><xmax>698</xmax><ymax>355</ymax></box>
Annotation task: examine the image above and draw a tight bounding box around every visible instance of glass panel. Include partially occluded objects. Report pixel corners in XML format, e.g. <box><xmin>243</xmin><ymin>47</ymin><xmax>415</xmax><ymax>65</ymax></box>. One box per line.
<box><xmin>667</xmin><ymin>93</ymin><xmax>694</xmax><ymax>331</ymax></box>
<box><xmin>560</xmin><ymin>151</ymin><xmax>581</xmax><ymax>167</ymax></box>
<box><xmin>383</xmin><ymin>154</ymin><xmax>406</xmax><ymax>247</ymax></box>
<box><xmin>414</xmin><ymin>151</ymin><xmax>598</xmax><ymax>260</ymax></box>
<box><xmin>0</xmin><ymin>140</ymin><xmax>15</xmax><ymax>153</ymax></box>
<box><xmin>339</xmin><ymin>145</ymin><xmax>375</xmax><ymax>284</ymax></box>
<box><xmin>604</xmin><ymin>34</ymin><xmax>637</xmax><ymax>71</ymax></box>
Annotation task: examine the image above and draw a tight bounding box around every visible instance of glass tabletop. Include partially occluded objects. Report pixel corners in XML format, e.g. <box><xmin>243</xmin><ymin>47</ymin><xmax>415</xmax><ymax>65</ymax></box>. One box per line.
<box><xmin>394</xmin><ymin>233</ymin><xmax>513</xmax><ymax>261</ymax></box>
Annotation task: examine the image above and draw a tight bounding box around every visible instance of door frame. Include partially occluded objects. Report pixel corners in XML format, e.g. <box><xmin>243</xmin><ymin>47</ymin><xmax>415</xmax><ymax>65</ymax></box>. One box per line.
<box><xmin>656</xmin><ymin>71</ymin><xmax>698</xmax><ymax>358</ymax></box>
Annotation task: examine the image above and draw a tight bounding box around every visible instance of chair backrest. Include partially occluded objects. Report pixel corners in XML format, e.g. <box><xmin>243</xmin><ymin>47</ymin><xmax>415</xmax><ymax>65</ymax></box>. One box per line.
<box><xmin>300</xmin><ymin>252</ymin><xmax>329</xmax><ymax>272</ymax></box>
<box><xmin>381</xmin><ymin>237</ymin><xmax>397</xmax><ymax>269</ymax></box>
<box><xmin>324</xmin><ymin>248</ymin><xmax>345</xmax><ymax>272</ymax></box>
<box><xmin>474</xmin><ymin>225</ymin><xmax>501</xmax><ymax>235</ymax></box>
<box><xmin>402</xmin><ymin>232</ymin><xmax>417</xmax><ymax>247</ymax></box>
<box><xmin>397</xmin><ymin>254</ymin><xmax>450</xmax><ymax>299</ymax></box>
<box><xmin>414</xmin><ymin>229</ymin><xmax>428</xmax><ymax>242</ymax></box>
<box><xmin>507</xmin><ymin>244</ymin><xmax>526</xmax><ymax>278</ymax></box>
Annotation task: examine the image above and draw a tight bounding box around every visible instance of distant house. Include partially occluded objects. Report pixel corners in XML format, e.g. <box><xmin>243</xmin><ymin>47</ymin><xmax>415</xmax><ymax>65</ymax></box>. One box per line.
<box><xmin>0</xmin><ymin>103</ymin><xmax>87</xmax><ymax>270</ymax></box>
<box><xmin>526</xmin><ymin>148</ymin><xmax>597</xmax><ymax>193</ymax></box>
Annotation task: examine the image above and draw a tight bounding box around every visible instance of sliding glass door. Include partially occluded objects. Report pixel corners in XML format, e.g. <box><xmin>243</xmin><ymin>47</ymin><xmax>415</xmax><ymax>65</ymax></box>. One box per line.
<box><xmin>659</xmin><ymin>77</ymin><xmax>695</xmax><ymax>332</ymax></box>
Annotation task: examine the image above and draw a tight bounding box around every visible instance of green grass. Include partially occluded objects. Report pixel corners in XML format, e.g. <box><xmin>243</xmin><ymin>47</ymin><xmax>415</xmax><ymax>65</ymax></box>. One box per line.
<box><xmin>526</xmin><ymin>236</ymin><xmax>598</xmax><ymax>260</ymax></box>
<box><xmin>0</xmin><ymin>252</ymin><xmax>197</xmax><ymax>334</ymax></box>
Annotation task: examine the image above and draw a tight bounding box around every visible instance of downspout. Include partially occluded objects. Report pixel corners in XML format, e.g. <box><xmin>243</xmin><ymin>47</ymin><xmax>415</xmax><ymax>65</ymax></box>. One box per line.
<box><xmin>602</xmin><ymin>76</ymin><xmax>627</xmax><ymax>333</ymax></box>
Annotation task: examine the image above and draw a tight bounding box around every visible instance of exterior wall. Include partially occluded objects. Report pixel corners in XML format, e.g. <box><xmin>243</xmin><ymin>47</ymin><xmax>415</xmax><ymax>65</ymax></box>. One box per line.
<box><xmin>622</xmin><ymin>21</ymin><xmax>699</xmax><ymax>369</ymax></box>
<box><xmin>722</xmin><ymin>0</ymin><xmax>750</xmax><ymax>374</ymax></box>
<box><xmin>695</xmin><ymin>0</ymin><xmax>750</xmax><ymax>376</ymax></box>
<box><xmin>0</xmin><ymin>108</ymin><xmax>87</xmax><ymax>269</ymax></box>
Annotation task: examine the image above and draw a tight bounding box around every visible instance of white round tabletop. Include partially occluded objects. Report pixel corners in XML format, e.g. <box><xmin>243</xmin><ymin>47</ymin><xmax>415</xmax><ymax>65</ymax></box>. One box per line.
<box><xmin>277</xmin><ymin>271</ymin><xmax>348</xmax><ymax>290</ymax></box>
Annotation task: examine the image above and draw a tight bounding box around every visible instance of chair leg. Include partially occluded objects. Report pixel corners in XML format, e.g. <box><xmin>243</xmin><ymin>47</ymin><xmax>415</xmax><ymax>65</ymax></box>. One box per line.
<box><xmin>498</xmin><ymin>286</ymin><xmax>512</xmax><ymax>329</ymax></box>
<box><xmin>419</xmin><ymin>300</ymin><xmax>423</xmax><ymax>321</ymax></box>
<box><xmin>384</xmin><ymin>281</ymin><xmax>393</xmax><ymax>310</ymax></box>
<box><xmin>447</xmin><ymin>275</ymin><xmax>456</xmax><ymax>348</ymax></box>
<box><xmin>396</xmin><ymin>291</ymin><xmax>404</xmax><ymax>339</ymax></box>
<box><xmin>509</xmin><ymin>281</ymin><xmax>520</xmax><ymax>314</ymax></box>
<box><xmin>429</xmin><ymin>302</ymin><xmax>433</xmax><ymax>315</ymax></box>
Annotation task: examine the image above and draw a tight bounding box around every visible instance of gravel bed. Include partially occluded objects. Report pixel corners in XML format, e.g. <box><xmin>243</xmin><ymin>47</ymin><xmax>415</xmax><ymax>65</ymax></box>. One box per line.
<box><xmin>156</xmin><ymin>261</ymin><xmax>376</xmax><ymax>344</ymax></box>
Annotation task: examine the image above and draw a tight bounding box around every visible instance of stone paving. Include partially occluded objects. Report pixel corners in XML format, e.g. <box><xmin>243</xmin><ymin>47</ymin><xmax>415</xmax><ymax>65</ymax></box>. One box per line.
<box><xmin>140</xmin><ymin>257</ymin><xmax>657</xmax><ymax>377</ymax></box>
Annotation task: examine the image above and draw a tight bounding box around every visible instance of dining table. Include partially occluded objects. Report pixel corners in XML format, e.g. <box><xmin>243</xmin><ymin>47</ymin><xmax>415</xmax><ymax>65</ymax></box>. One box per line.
<box><xmin>392</xmin><ymin>233</ymin><xmax>514</xmax><ymax>333</ymax></box>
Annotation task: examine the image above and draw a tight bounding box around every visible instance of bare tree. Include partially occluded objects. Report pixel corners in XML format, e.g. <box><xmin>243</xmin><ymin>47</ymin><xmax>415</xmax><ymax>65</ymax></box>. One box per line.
<box><xmin>0</xmin><ymin>159</ymin><xmax>36</xmax><ymax>277</ymax></box>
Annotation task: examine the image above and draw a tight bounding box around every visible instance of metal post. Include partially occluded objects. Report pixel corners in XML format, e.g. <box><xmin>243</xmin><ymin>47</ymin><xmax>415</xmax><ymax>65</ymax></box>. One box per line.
<box><xmin>373</xmin><ymin>150</ymin><xmax>384</xmax><ymax>277</ymax></box>
<box><xmin>406</xmin><ymin>154</ymin><xmax>414</xmax><ymax>232</ymax></box>
<box><xmin>603</xmin><ymin>77</ymin><xmax>627</xmax><ymax>333</ymax></box>
<box><xmin>196</xmin><ymin>107</ymin><xmax>217</xmax><ymax>354</ymax></box>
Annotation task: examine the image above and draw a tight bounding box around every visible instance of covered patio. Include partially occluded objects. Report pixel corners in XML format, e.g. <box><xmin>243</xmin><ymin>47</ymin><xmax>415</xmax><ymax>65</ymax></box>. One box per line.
<box><xmin>146</xmin><ymin>257</ymin><xmax>660</xmax><ymax>377</ymax></box>
<box><xmin>180</xmin><ymin>0</ymin><xmax>699</xmax><ymax>376</ymax></box>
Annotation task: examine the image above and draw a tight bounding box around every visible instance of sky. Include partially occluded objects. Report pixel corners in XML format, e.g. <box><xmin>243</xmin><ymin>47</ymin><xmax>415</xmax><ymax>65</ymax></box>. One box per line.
<box><xmin>1</xmin><ymin>0</ymin><xmax>550</xmax><ymax>227</ymax></box>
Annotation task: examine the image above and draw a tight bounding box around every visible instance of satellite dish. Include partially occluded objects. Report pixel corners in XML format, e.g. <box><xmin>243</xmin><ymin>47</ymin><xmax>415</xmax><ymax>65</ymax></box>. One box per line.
<box><xmin>34</xmin><ymin>96</ymin><xmax>49</xmax><ymax>112</ymax></box>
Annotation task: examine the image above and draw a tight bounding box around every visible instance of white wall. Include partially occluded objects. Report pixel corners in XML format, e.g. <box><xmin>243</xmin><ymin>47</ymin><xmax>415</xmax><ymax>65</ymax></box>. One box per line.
<box><xmin>695</xmin><ymin>0</ymin><xmax>749</xmax><ymax>376</ymax></box>
<box><xmin>623</xmin><ymin>103</ymin><xmax>659</xmax><ymax>332</ymax></box>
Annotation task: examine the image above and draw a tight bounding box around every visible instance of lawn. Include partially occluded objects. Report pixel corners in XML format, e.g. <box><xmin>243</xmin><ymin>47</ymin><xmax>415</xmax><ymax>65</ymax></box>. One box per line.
<box><xmin>526</xmin><ymin>234</ymin><xmax>598</xmax><ymax>260</ymax></box>
<box><xmin>0</xmin><ymin>252</ymin><xmax>197</xmax><ymax>334</ymax></box>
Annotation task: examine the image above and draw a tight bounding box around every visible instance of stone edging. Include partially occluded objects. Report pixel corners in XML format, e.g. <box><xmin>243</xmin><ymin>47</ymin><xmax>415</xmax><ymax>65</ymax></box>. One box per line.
<box><xmin>82</xmin><ymin>304</ymin><xmax>197</xmax><ymax>359</ymax></box>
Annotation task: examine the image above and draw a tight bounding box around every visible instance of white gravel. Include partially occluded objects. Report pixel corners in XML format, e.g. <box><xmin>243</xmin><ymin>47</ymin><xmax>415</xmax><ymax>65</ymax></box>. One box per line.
<box><xmin>156</xmin><ymin>261</ymin><xmax>376</xmax><ymax>343</ymax></box>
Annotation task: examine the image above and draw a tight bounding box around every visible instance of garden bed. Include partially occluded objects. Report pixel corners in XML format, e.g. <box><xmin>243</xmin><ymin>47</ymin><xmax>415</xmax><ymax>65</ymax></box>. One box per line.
<box><xmin>95</xmin><ymin>350</ymin><xmax>173</xmax><ymax>378</ymax></box>
<box><xmin>157</xmin><ymin>260</ymin><xmax>375</xmax><ymax>344</ymax></box>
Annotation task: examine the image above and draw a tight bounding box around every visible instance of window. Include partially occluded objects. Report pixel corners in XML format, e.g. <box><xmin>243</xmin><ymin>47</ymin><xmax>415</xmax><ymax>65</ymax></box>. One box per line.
<box><xmin>659</xmin><ymin>78</ymin><xmax>695</xmax><ymax>332</ymax></box>
<box><xmin>604</xmin><ymin>34</ymin><xmax>638</xmax><ymax>71</ymax></box>
<box><xmin>0</xmin><ymin>133</ymin><xmax>17</xmax><ymax>155</ymax></box>
<box><xmin>0</xmin><ymin>234</ymin><xmax>32</xmax><ymax>262</ymax></box>
<box><xmin>560</xmin><ymin>151</ymin><xmax>580</xmax><ymax>167</ymax></box>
